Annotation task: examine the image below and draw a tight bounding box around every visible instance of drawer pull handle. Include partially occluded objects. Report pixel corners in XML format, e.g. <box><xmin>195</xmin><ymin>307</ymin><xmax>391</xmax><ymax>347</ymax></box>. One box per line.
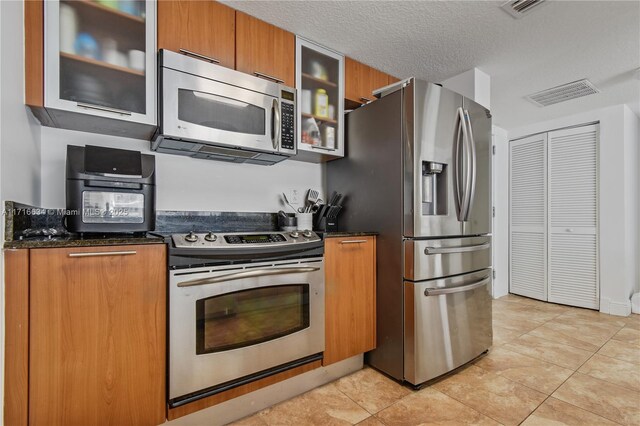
<box><xmin>76</xmin><ymin>102</ymin><xmax>132</xmax><ymax>116</ymax></box>
<box><xmin>360</xmin><ymin>97</ymin><xmax>373</xmax><ymax>103</ymax></box>
<box><xmin>340</xmin><ymin>240</ymin><xmax>368</xmax><ymax>244</ymax></box>
<box><xmin>68</xmin><ymin>251</ymin><xmax>137</xmax><ymax>258</ymax></box>
<box><xmin>424</xmin><ymin>242</ymin><xmax>490</xmax><ymax>255</ymax></box>
<box><xmin>424</xmin><ymin>276</ymin><xmax>490</xmax><ymax>296</ymax></box>
<box><xmin>179</xmin><ymin>49</ymin><xmax>220</xmax><ymax>64</ymax></box>
<box><xmin>254</xmin><ymin>71</ymin><xmax>285</xmax><ymax>84</ymax></box>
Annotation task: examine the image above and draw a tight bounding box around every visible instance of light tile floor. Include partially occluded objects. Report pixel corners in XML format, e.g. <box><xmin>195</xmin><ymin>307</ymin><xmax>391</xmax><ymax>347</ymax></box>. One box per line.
<box><xmin>232</xmin><ymin>295</ymin><xmax>640</xmax><ymax>425</ymax></box>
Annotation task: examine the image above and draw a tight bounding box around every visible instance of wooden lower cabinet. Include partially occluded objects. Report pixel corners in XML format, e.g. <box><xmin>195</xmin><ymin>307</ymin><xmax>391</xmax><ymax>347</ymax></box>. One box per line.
<box><xmin>324</xmin><ymin>236</ymin><xmax>376</xmax><ymax>365</ymax></box>
<box><xmin>27</xmin><ymin>244</ymin><xmax>166</xmax><ymax>426</ymax></box>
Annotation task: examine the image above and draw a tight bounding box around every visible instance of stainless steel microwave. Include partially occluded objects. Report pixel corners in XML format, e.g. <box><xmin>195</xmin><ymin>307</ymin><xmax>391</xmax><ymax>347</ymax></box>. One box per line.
<box><xmin>152</xmin><ymin>49</ymin><xmax>297</xmax><ymax>165</ymax></box>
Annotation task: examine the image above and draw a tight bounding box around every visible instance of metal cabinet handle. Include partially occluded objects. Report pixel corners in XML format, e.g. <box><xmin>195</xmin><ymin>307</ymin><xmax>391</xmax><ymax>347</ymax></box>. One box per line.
<box><xmin>424</xmin><ymin>276</ymin><xmax>490</xmax><ymax>296</ymax></box>
<box><xmin>68</xmin><ymin>250</ymin><xmax>137</xmax><ymax>258</ymax></box>
<box><xmin>178</xmin><ymin>267</ymin><xmax>320</xmax><ymax>287</ymax></box>
<box><xmin>340</xmin><ymin>240</ymin><xmax>368</xmax><ymax>244</ymax></box>
<box><xmin>254</xmin><ymin>71</ymin><xmax>285</xmax><ymax>84</ymax></box>
<box><xmin>179</xmin><ymin>49</ymin><xmax>220</xmax><ymax>64</ymax></box>
<box><xmin>424</xmin><ymin>242</ymin><xmax>490</xmax><ymax>255</ymax></box>
<box><xmin>360</xmin><ymin>97</ymin><xmax>373</xmax><ymax>103</ymax></box>
<box><xmin>77</xmin><ymin>102</ymin><xmax>132</xmax><ymax>116</ymax></box>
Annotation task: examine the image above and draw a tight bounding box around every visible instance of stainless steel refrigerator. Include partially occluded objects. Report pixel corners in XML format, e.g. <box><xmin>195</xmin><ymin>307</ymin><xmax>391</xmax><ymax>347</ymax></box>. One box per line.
<box><xmin>327</xmin><ymin>78</ymin><xmax>492</xmax><ymax>386</ymax></box>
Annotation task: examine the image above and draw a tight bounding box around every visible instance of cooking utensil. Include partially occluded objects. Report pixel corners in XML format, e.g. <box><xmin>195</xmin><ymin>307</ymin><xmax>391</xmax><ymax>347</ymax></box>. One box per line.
<box><xmin>305</xmin><ymin>189</ymin><xmax>320</xmax><ymax>212</ymax></box>
<box><xmin>282</xmin><ymin>192</ymin><xmax>297</xmax><ymax>213</ymax></box>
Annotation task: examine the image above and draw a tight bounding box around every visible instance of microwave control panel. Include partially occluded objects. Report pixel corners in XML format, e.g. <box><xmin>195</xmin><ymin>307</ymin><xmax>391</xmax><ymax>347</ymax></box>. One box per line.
<box><xmin>280</xmin><ymin>90</ymin><xmax>296</xmax><ymax>150</ymax></box>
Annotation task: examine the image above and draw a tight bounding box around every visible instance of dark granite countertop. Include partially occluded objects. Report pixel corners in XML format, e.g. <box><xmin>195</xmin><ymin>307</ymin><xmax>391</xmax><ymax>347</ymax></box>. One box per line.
<box><xmin>322</xmin><ymin>232</ymin><xmax>378</xmax><ymax>238</ymax></box>
<box><xmin>4</xmin><ymin>234</ymin><xmax>166</xmax><ymax>249</ymax></box>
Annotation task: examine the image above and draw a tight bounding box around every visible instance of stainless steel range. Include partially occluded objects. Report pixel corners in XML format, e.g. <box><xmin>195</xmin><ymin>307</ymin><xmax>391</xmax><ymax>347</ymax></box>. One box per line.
<box><xmin>167</xmin><ymin>230</ymin><xmax>324</xmax><ymax>407</ymax></box>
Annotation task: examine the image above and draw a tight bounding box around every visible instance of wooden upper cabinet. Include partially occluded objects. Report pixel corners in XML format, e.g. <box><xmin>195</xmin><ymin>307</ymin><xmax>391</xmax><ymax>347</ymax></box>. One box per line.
<box><xmin>345</xmin><ymin>57</ymin><xmax>390</xmax><ymax>104</ymax></box>
<box><xmin>158</xmin><ymin>0</ymin><xmax>236</xmax><ymax>68</ymax></box>
<box><xmin>324</xmin><ymin>236</ymin><xmax>376</xmax><ymax>366</ymax></box>
<box><xmin>28</xmin><ymin>245</ymin><xmax>166</xmax><ymax>426</ymax></box>
<box><xmin>235</xmin><ymin>11</ymin><xmax>295</xmax><ymax>87</ymax></box>
<box><xmin>388</xmin><ymin>75</ymin><xmax>401</xmax><ymax>85</ymax></box>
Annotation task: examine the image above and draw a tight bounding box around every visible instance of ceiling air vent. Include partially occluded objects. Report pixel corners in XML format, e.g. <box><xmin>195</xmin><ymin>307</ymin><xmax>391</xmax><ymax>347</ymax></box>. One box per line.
<box><xmin>501</xmin><ymin>0</ymin><xmax>546</xmax><ymax>18</ymax></box>
<box><xmin>526</xmin><ymin>79</ymin><xmax>600</xmax><ymax>107</ymax></box>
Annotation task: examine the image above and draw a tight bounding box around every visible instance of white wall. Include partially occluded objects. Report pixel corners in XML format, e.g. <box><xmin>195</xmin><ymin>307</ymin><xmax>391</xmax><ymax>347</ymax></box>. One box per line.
<box><xmin>509</xmin><ymin>104</ymin><xmax>639</xmax><ymax>316</ymax></box>
<box><xmin>492</xmin><ymin>125</ymin><xmax>509</xmax><ymax>298</ymax></box>
<box><xmin>623</xmin><ymin>107</ymin><xmax>640</xmax><ymax>294</ymax></box>
<box><xmin>40</xmin><ymin>127</ymin><xmax>324</xmax><ymax>212</ymax></box>
<box><xmin>1</xmin><ymin>0</ymin><xmax>42</xmax><ymax>206</ymax></box>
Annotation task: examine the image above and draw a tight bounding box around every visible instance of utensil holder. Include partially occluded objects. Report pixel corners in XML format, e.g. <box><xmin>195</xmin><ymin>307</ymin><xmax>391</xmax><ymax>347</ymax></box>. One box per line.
<box><xmin>296</xmin><ymin>213</ymin><xmax>313</xmax><ymax>231</ymax></box>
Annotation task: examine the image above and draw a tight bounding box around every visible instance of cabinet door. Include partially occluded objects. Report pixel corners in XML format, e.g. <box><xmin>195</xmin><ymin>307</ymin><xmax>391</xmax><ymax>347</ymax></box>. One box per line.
<box><xmin>44</xmin><ymin>0</ymin><xmax>156</xmax><ymax>125</ymax></box>
<box><xmin>158</xmin><ymin>0</ymin><xmax>235</xmax><ymax>68</ymax></box>
<box><xmin>388</xmin><ymin>75</ymin><xmax>401</xmax><ymax>85</ymax></box>
<box><xmin>509</xmin><ymin>133</ymin><xmax>547</xmax><ymax>301</ymax></box>
<box><xmin>235</xmin><ymin>11</ymin><xmax>295</xmax><ymax>87</ymax></box>
<box><xmin>29</xmin><ymin>245</ymin><xmax>166</xmax><ymax>426</ymax></box>
<box><xmin>345</xmin><ymin>57</ymin><xmax>389</xmax><ymax>104</ymax></box>
<box><xmin>548</xmin><ymin>124</ymin><xmax>599</xmax><ymax>309</ymax></box>
<box><xmin>324</xmin><ymin>237</ymin><xmax>376</xmax><ymax>365</ymax></box>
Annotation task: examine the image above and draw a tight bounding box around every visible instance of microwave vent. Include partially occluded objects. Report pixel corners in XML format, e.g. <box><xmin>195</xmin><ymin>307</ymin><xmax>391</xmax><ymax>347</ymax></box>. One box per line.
<box><xmin>500</xmin><ymin>0</ymin><xmax>546</xmax><ymax>18</ymax></box>
<box><xmin>198</xmin><ymin>145</ymin><xmax>259</xmax><ymax>159</ymax></box>
<box><xmin>526</xmin><ymin>79</ymin><xmax>600</xmax><ymax>107</ymax></box>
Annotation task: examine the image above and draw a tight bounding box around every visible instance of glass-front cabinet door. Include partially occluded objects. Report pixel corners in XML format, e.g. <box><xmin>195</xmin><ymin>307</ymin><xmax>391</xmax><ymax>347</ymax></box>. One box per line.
<box><xmin>295</xmin><ymin>37</ymin><xmax>345</xmax><ymax>162</ymax></box>
<box><xmin>45</xmin><ymin>0</ymin><xmax>156</xmax><ymax>126</ymax></box>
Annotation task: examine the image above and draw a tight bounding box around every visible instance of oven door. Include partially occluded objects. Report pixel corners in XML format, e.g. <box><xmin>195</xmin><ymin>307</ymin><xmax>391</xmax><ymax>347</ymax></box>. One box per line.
<box><xmin>161</xmin><ymin>67</ymin><xmax>280</xmax><ymax>154</ymax></box>
<box><xmin>169</xmin><ymin>258</ymin><xmax>324</xmax><ymax>402</ymax></box>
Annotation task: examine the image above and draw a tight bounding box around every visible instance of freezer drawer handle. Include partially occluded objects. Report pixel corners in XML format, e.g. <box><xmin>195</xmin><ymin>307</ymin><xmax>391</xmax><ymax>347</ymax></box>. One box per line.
<box><xmin>424</xmin><ymin>242</ymin><xmax>490</xmax><ymax>255</ymax></box>
<box><xmin>424</xmin><ymin>276</ymin><xmax>490</xmax><ymax>296</ymax></box>
<box><xmin>178</xmin><ymin>267</ymin><xmax>320</xmax><ymax>287</ymax></box>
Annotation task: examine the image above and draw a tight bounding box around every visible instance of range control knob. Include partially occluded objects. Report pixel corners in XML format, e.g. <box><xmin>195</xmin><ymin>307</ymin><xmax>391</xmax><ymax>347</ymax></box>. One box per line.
<box><xmin>290</xmin><ymin>231</ymin><xmax>300</xmax><ymax>239</ymax></box>
<box><xmin>302</xmin><ymin>230</ymin><xmax>313</xmax><ymax>238</ymax></box>
<box><xmin>184</xmin><ymin>231</ymin><xmax>198</xmax><ymax>242</ymax></box>
<box><xmin>204</xmin><ymin>232</ymin><xmax>217</xmax><ymax>242</ymax></box>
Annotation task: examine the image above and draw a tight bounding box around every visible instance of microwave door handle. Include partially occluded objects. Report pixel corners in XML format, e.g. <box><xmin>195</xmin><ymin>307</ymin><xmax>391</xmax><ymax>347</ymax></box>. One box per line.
<box><xmin>177</xmin><ymin>266</ymin><xmax>320</xmax><ymax>287</ymax></box>
<box><xmin>463</xmin><ymin>109</ymin><xmax>477</xmax><ymax>222</ymax></box>
<box><xmin>272</xmin><ymin>98</ymin><xmax>281</xmax><ymax>150</ymax></box>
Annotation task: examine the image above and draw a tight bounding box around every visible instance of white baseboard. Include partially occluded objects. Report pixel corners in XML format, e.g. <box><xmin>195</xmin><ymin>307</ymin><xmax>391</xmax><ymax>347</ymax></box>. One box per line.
<box><xmin>600</xmin><ymin>297</ymin><xmax>632</xmax><ymax>316</ymax></box>
<box><xmin>165</xmin><ymin>355</ymin><xmax>364</xmax><ymax>426</ymax></box>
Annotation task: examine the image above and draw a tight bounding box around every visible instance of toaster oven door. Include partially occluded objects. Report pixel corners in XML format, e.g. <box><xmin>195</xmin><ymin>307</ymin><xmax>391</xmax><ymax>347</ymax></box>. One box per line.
<box><xmin>162</xmin><ymin>68</ymin><xmax>280</xmax><ymax>154</ymax></box>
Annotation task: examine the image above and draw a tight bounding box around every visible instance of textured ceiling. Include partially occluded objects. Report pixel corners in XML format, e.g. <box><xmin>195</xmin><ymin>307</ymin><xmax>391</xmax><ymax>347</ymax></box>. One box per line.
<box><xmin>222</xmin><ymin>0</ymin><xmax>640</xmax><ymax>130</ymax></box>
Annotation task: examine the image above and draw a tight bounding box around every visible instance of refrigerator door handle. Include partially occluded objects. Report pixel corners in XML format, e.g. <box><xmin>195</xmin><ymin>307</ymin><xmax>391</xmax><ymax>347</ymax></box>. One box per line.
<box><xmin>423</xmin><ymin>276</ymin><xmax>490</xmax><ymax>296</ymax></box>
<box><xmin>453</xmin><ymin>107</ymin><xmax>466</xmax><ymax>221</ymax></box>
<box><xmin>458</xmin><ymin>108</ymin><xmax>472</xmax><ymax>221</ymax></box>
<box><xmin>424</xmin><ymin>242</ymin><xmax>490</xmax><ymax>255</ymax></box>
<box><xmin>463</xmin><ymin>109</ymin><xmax>477</xmax><ymax>222</ymax></box>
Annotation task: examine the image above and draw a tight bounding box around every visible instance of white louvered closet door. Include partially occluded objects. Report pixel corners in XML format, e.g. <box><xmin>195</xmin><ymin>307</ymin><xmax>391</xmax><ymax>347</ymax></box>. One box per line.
<box><xmin>510</xmin><ymin>134</ymin><xmax>547</xmax><ymax>301</ymax></box>
<box><xmin>548</xmin><ymin>125</ymin><xmax>599</xmax><ymax>309</ymax></box>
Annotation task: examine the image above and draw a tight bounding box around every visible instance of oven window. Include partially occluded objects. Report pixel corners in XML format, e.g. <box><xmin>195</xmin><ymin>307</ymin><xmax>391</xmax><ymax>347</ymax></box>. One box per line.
<box><xmin>178</xmin><ymin>89</ymin><xmax>266</xmax><ymax>135</ymax></box>
<box><xmin>81</xmin><ymin>191</ymin><xmax>144</xmax><ymax>223</ymax></box>
<box><xmin>196</xmin><ymin>284</ymin><xmax>309</xmax><ymax>354</ymax></box>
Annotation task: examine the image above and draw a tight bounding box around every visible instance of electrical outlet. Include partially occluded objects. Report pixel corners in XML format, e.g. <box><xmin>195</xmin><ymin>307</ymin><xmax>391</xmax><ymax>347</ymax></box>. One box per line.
<box><xmin>289</xmin><ymin>189</ymin><xmax>300</xmax><ymax>205</ymax></box>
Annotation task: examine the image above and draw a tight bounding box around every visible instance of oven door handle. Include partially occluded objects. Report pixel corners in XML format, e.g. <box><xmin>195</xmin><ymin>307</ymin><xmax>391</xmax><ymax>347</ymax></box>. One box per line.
<box><xmin>177</xmin><ymin>267</ymin><xmax>320</xmax><ymax>287</ymax></box>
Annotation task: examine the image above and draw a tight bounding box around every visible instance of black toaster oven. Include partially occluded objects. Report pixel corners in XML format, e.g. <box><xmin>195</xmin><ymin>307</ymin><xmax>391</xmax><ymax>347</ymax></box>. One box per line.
<box><xmin>65</xmin><ymin>145</ymin><xmax>156</xmax><ymax>233</ymax></box>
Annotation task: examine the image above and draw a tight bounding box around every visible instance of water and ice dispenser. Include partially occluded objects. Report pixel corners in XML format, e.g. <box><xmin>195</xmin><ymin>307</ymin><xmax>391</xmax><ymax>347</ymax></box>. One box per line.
<box><xmin>422</xmin><ymin>161</ymin><xmax>447</xmax><ymax>215</ymax></box>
